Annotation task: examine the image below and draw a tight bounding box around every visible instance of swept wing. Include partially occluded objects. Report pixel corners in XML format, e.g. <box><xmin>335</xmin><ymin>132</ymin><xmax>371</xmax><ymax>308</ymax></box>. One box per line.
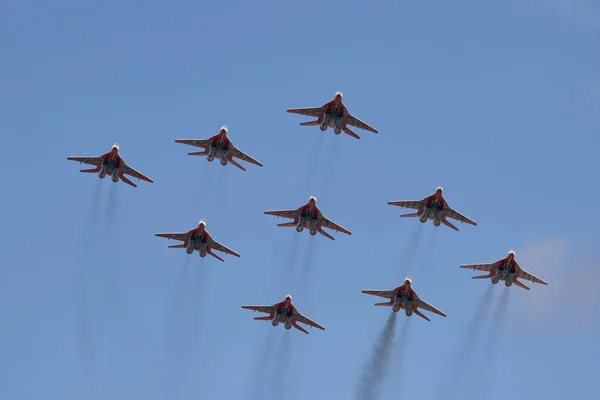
<box><xmin>345</xmin><ymin>114</ymin><xmax>378</xmax><ymax>134</ymax></box>
<box><xmin>286</xmin><ymin>107</ymin><xmax>323</xmax><ymax>117</ymax></box>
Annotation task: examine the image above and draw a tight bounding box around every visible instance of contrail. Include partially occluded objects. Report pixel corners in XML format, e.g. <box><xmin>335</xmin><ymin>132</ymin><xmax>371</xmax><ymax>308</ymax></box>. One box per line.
<box><xmin>392</xmin><ymin>318</ymin><xmax>412</xmax><ymax>393</ymax></box>
<box><xmin>286</xmin><ymin>233</ymin><xmax>300</xmax><ymax>277</ymax></box>
<box><xmin>434</xmin><ymin>284</ymin><xmax>494</xmax><ymax>399</ymax></box>
<box><xmin>299</xmin><ymin>239</ymin><xmax>317</xmax><ymax>307</ymax></box>
<box><xmin>75</xmin><ymin>180</ymin><xmax>103</xmax><ymax>395</ymax></box>
<box><xmin>478</xmin><ymin>288</ymin><xmax>510</xmax><ymax>399</ymax></box>
<box><xmin>419</xmin><ymin>227</ymin><xmax>440</xmax><ymax>271</ymax></box>
<box><xmin>163</xmin><ymin>256</ymin><xmax>192</xmax><ymax>400</ymax></box>
<box><xmin>319</xmin><ymin>135</ymin><xmax>341</xmax><ymax>201</ymax></box>
<box><xmin>100</xmin><ymin>184</ymin><xmax>129</xmax><ymax>336</ymax></box>
<box><xmin>398</xmin><ymin>224</ymin><xmax>424</xmax><ymax>278</ymax></box>
<box><xmin>268</xmin><ymin>332</ymin><xmax>292</xmax><ymax>400</ymax></box>
<box><xmin>354</xmin><ymin>311</ymin><xmax>399</xmax><ymax>400</ymax></box>
<box><xmin>247</xmin><ymin>328</ymin><xmax>277</xmax><ymax>400</ymax></box>
<box><xmin>304</xmin><ymin>133</ymin><xmax>324</xmax><ymax>191</ymax></box>
<box><xmin>215</xmin><ymin>165</ymin><xmax>228</xmax><ymax>209</ymax></box>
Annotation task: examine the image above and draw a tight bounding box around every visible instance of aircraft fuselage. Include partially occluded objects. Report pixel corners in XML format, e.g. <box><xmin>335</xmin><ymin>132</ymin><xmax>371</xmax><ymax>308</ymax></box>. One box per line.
<box><xmin>420</xmin><ymin>200</ymin><xmax>444</xmax><ymax>225</ymax></box>
<box><xmin>186</xmin><ymin>233</ymin><xmax>207</xmax><ymax>256</ymax></box>
<box><xmin>98</xmin><ymin>157</ymin><xmax>121</xmax><ymax>182</ymax></box>
<box><xmin>272</xmin><ymin>307</ymin><xmax>293</xmax><ymax>329</ymax></box>
<box><xmin>393</xmin><ymin>290</ymin><xmax>416</xmax><ymax>316</ymax></box>
<box><xmin>296</xmin><ymin>209</ymin><xmax>318</xmax><ymax>235</ymax></box>
<box><xmin>321</xmin><ymin>106</ymin><xmax>344</xmax><ymax>133</ymax></box>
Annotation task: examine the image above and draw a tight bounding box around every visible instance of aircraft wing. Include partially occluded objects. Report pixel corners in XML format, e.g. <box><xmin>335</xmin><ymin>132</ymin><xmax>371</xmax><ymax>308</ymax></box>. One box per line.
<box><xmin>318</xmin><ymin>215</ymin><xmax>351</xmax><ymax>235</ymax></box>
<box><xmin>387</xmin><ymin>200</ymin><xmax>424</xmax><ymax>210</ymax></box>
<box><xmin>445</xmin><ymin>207</ymin><xmax>477</xmax><ymax>226</ymax></box>
<box><xmin>155</xmin><ymin>232</ymin><xmax>189</xmax><ymax>241</ymax></box>
<box><xmin>174</xmin><ymin>139</ymin><xmax>212</xmax><ymax>148</ymax></box>
<box><xmin>232</xmin><ymin>147</ymin><xmax>263</xmax><ymax>167</ymax></box>
<box><xmin>459</xmin><ymin>262</ymin><xmax>497</xmax><ymax>272</ymax></box>
<box><xmin>416</xmin><ymin>297</ymin><xmax>447</xmax><ymax>317</ymax></box>
<box><xmin>241</xmin><ymin>305</ymin><xmax>276</xmax><ymax>314</ymax></box>
<box><xmin>516</xmin><ymin>265</ymin><xmax>548</xmax><ymax>285</ymax></box>
<box><xmin>345</xmin><ymin>114</ymin><xmax>378</xmax><ymax>133</ymax></box>
<box><xmin>122</xmin><ymin>164</ymin><xmax>154</xmax><ymax>183</ymax></box>
<box><xmin>286</xmin><ymin>107</ymin><xmax>323</xmax><ymax>117</ymax></box>
<box><xmin>264</xmin><ymin>209</ymin><xmax>301</xmax><ymax>219</ymax></box>
<box><xmin>208</xmin><ymin>239</ymin><xmax>241</xmax><ymax>257</ymax></box>
<box><xmin>361</xmin><ymin>290</ymin><xmax>396</xmax><ymax>299</ymax></box>
<box><xmin>66</xmin><ymin>156</ymin><xmax>103</xmax><ymax>166</ymax></box>
<box><xmin>294</xmin><ymin>312</ymin><xmax>325</xmax><ymax>330</ymax></box>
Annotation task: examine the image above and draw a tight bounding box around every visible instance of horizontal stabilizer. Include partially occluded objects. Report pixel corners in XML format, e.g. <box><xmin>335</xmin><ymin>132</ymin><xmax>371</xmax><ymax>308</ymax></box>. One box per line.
<box><xmin>318</xmin><ymin>228</ymin><xmax>335</xmax><ymax>240</ymax></box>
<box><xmin>207</xmin><ymin>250</ymin><xmax>224</xmax><ymax>262</ymax></box>
<box><xmin>343</xmin><ymin>126</ymin><xmax>361</xmax><ymax>140</ymax></box>
<box><xmin>442</xmin><ymin>219</ymin><xmax>458</xmax><ymax>231</ymax></box>
<box><xmin>292</xmin><ymin>321</ymin><xmax>309</xmax><ymax>334</ymax></box>
<box><xmin>413</xmin><ymin>309</ymin><xmax>431</xmax><ymax>321</ymax></box>
<box><xmin>80</xmin><ymin>167</ymin><xmax>100</xmax><ymax>173</ymax></box>
<box><xmin>514</xmin><ymin>280</ymin><xmax>531</xmax><ymax>291</ymax></box>
<box><xmin>400</xmin><ymin>212</ymin><xmax>420</xmax><ymax>218</ymax></box>
<box><xmin>119</xmin><ymin>172</ymin><xmax>137</xmax><ymax>188</ymax></box>
<box><xmin>229</xmin><ymin>159</ymin><xmax>246</xmax><ymax>171</ymax></box>
<box><xmin>188</xmin><ymin>150</ymin><xmax>209</xmax><ymax>156</ymax></box>
<box><xmin>300</xmin><ymin>120</ymin><xmax>320</xmax><ymax>126</ymax></box>
<box><xmin>277</xmin><ymin>222</ymin><xmax>297</xmax><ymax>227</ymax></box>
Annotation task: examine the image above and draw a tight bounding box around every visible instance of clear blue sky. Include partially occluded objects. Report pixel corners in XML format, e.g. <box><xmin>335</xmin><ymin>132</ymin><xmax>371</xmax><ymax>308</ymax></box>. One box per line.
<box><xmin>1</xmin><ymin>1</ymin><xmax>599</xmax><ymax>399</ymax></box>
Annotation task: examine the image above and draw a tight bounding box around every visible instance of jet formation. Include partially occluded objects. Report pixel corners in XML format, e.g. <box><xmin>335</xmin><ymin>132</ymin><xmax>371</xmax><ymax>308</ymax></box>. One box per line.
<box><xmin>67</xmin><ymin>91</ymin><xmax>549</xmax><ymax>334</ymax></box>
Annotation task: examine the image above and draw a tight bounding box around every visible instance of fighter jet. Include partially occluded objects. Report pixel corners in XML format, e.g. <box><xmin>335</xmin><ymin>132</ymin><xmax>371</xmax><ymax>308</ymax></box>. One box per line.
<box><xmin>155</xmin><ymin>219</ymin><xmax>240</xmax><ymax>262</ymax></box>
<box><xmin>174</xmin><ymin>125</ymin><xmax>263</xmax><ymax>171</ymax></box>
<box><xmin>362</xmin><ymin>276</ymin><xmax>447</xmax><ymax>321</ymax></box>
<box><xmin>241</xmin><ymin>294</ymin><xmax>325</xmax><ymax>334</ymax></box>
<box><xmin>67</xmin><ymin>143</ymin><xmax>153</xmax><ymax>187</ymax></box>
<box><xmin>264</xmin><ymin>195</ymin><xmax>351</xmax><ymax>240</ymax></box>
<box><xmin>287</xmin><ymin>91</ymin><xmax>378</xmax><ymax>139</ymax></box>
<box><xmin>387</xmin><ymin>186</ymin><xmax>477</xmax><ymax>231</ymax></box>
<box><xmin>460</xmin><ymin>249</ymin><xmax>549</xmax><ymax>290</ymax></box>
